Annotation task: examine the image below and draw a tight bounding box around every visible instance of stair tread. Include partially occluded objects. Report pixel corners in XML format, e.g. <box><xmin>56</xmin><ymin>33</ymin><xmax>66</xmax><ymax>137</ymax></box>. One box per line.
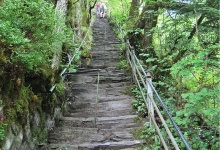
<box><xmin>46</xmin><ymin>13</ymin><xmax>142</xmax><ymax>150</ymax></box>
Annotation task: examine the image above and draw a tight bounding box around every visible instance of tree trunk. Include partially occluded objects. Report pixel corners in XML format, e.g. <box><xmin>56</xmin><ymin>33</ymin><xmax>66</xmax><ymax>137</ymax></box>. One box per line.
<box><xmin>51</xmin><ymin>0</ymin><xmax>68</xmax><ymax>70</ymax></box>
<box><xmin>127</xmin><ymin>0</ymin><xmax>140</xmax><ymax>29</ymax></box>
<box><xmin>132</xmin><ymin>1</ymin><xmax>159</xmax><ymax>62</ymax></box>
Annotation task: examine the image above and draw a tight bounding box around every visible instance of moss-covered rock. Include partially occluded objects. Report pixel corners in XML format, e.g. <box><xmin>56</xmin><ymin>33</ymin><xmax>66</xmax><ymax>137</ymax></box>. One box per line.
<box><xmin>0</xmin><ymin>0</ymin><xmax>93</xmax><ymax>149</ymax></box>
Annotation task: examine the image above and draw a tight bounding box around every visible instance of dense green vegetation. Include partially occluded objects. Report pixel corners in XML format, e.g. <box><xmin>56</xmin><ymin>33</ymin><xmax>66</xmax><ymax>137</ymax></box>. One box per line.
<box><xmin>0</xmin><ymin>0</ymin><xmax>218</xmax><ymax>149</ymax></box>
<box><xmin>108</xmin><ymin>0</ymin><xmax>219</xmax><ymax>149</ymax></box>
<box><xmin>0</xmin><ymin>0</ymin><xmax>67</xmax><ymax>144</ymax></box>
<box><xmin>0</xmin><ymin>0</ymin><xmax>93</xmax><ymax>147</ymax></box>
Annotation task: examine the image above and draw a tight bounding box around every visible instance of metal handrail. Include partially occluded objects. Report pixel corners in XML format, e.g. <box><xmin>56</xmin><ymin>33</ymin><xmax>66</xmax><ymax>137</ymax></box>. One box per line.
<box><xmin>61</xmin><ymin>24</ymin><xmax>92</xmax><ymax>76</ymax></box>
<box><xmin>109</xmin><ymin>15</ymin><xmax>192</xmax><ymax>150</ymax></box>
<box><xmin>127</xmin><ymin>42</ymin><xmax>191</xmax><ymax>150</ymax></box>
<box><xmin>128</xmin><ymin>48</ymin><xmax>180</xmax><ymax>149</ymax></box>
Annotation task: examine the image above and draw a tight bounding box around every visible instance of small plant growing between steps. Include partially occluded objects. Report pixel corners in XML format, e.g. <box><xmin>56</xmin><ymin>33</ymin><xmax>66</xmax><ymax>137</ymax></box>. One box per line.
<box><xmin>0</xmin><ymin>122</ymin><xmax>7</xmax><ymax>141</ymax></box>
<box><xmin>118</xmin><ymin>60</ymin><xmax>127</xmax><ymax>69</ymax></box>
<box><xmin>131</xmin><ymin>86</ymin><xmax>147</xmax><ymax>117</ymax></box>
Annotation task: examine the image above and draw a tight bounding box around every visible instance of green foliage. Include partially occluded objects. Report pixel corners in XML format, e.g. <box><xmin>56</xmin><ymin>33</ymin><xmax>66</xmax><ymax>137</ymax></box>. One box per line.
<box><xmin>33</xmin><ymin>126</ymin><xmax>47</xmax><ymax>143</ymax></box>
<box><xmin>131</xmin><ymin>86</ymin><xmax>147</xmax><ymax>117</ymax></box>
<box><xmin>0</xmin><ymin>122</ymin><xmax>7</xmax><ymax>141</ymax></box>
<box><xmin>118</xmin><ymin>0</ymin><xmax>220</xmax><ymax>149</ymax></box>
<box><xmin>117</xmin><ymin>60</ymin><xmax>127</xmax><ymax>69</ymax></box>
<box><xmin>108</xmin><ymin>0</ymin><xmax>131</xmax><ymax>20</ymax></box>
<box><xmin>137</xmin><ymin>123</ymin><xmax>163</xmax><ymax>150</ymax></box>
<box><xmin>32</xmin><ymin>112</ymin><xmax>47</xmax><ymax>143</ymax></box>
<box><xmin>0</xmin><ymin>0</ymin><xmax>73</xmax><ymax>74</ymax></box>
<box><xmin>5</xmin><ymin>86</ymin><xmax>31</xmax><ymax>126</ymax></box>
<box><xmin>108</xmin><ymin>0</ymin><xmax>131</xmax><ymax>33</ymax></box>
<box><xmin>0</xmin><ymin>0</ymin><xmax>93</xmax><ymax>147</ymax></box>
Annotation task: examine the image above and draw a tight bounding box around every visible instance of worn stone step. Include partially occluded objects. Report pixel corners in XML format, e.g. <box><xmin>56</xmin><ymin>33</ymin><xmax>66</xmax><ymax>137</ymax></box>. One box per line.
<box><xmin>41</xmin><ymin>144</ymin><xmax>78</xmax><ymax>150</ymax></box>
<box><xmin>45</xmin><ymin>14</ymin><xmax>142</xmax><ymax>150</ymax></box>
<box><xmin>66</xmin><ymin>101</ymin><xmax>134</xmax><ymax>115</ymax></box>
<box><xmin>66</xmin><ymin>76</ymin><xmax>130</xmax><ymax>85</ymax></box>
<box><xmin>67</xmin><ymin>99</ymin><xmax>133</xmax><ymax>110</ymax></box>
<box><xmin>92</xmin><ymin>47</ymin><xmax>120</xmax><ymax>50</ymax></box>
<box><xmin>58</xmin><ymin>115</ymin><xmax>138</xmax><ymax>128</ymax></box>
<box><xmin>67</xmin><ymin>71</ymin><xmax>128</xmax><ymax>79</ymax></box>
<box><xmin>67</xmin><ymin>95</ymin><xmax>132</xmax><ymax>103</ymax></box>
<box><xmin>67</xmin><ymin>70</ymin><xmax>128</xmax><ymax>77</ymax></box>
<box><xmin>49</xmin><ymin>127</ymin><xmax>137</xmax><ymax>145</ymax></box>
<box><xmin>45</xmin><ymin>140</ymin><xmax>141</xmax><ymax>150</ymax></box>
<box><xmin>78</xmin><ymin>140</ymin><xmax>141</xmax><ymax>150</ymax></box>
<box><xmin>58</xmin><ymin>116</ymin><xmax>138</xmax><ymax>129</ymax></box>
<box><xmin>68</xmin><ymin>75</ymin><xmax>130</xmax><ymax>84</ymax></box>
<box><xmin>68</xmin><ymin>81</ymin><xmax>130</xmax><ymax>87</ymax></box>
<box><xmin>65</xmin><ymin>108</ymin><xmax>134</xmax><ymax>118</ymax></box>
<box><xmin>65</xmin><ymin>85</ymin><xmax>130</xmax><ymax>98</ymax></box>
<box><xmin>91</xmin><ymin>55</ymin><xmax>119</xmax><ymax>59</ymax></box>
<box><xmin>65</xmin><ymin>96</ymin><xmax>133</xmax><ymax>108</ymax></box>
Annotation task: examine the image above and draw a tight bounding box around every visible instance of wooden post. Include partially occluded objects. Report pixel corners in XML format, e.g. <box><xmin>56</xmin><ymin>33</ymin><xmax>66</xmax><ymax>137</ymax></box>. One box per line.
<box><xmin>147</xmin><ymin>72</ymin><xmax>154</xmax><ymax>127</ymax></box>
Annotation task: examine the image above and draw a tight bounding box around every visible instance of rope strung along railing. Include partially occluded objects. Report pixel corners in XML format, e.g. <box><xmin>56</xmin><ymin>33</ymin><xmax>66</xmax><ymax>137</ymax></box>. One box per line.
<box><xmin>108</xmin><ymin>16</ymin><xmax>192</xmax><ymax>150</ymax></box>
<box><xmin>49</xmin><ymin>22</ymin><xmax>92</xmax><ymax>92</ymax></box>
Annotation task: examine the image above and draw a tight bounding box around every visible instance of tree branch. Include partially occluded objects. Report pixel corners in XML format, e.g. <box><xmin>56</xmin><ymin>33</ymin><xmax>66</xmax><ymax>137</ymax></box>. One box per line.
<box><xmin>89</xmin><ymin>0</ymin><xmax>97</xmax><ymax>20</ymax></box>
<box><xmin>172</xmin><ymin>14</ymin><xmax>205</xmax><ymax>63</ymax></box>
<box><xmin>73</xmin><ymin>0</ymin><xmax>80</xmax><ymax>4</ymax></box>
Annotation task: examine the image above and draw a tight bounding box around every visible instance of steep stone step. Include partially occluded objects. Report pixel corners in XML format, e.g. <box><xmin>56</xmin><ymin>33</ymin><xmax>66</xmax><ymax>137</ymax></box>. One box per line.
<box><xmin>45</xmin><ymin>14</ymin><xmax>142</xmax><ymax>150</ymax></box>
<box><xmin>65</xmin><ymin>94</ymin><xmax>132</xmax><ymax>104</ymax></box>
<box><xmin>65</xmin><ymin>108</ymin><xmax>134</xmax><ymax>118</ymax></box>
<box><xmin>67</xmin><ymin>74</ymin><xmax>131</xmax><ymax>84</ymax></box>
<box><xmin>68</xmin><ymin>81</ymin><xmax>131</xmax><ymax>88</ymax></box>
<box><xmin>47</xmin><ymin>140</ymin><xmax>141</xmax><ymax>150</ymax></box>
<box><xmin>90</xmin><ymin>55</ymin><xmax>119</xmax><ymax>59</ymax></box>
<box><xmin>57</xmin><ymin>115</ymin><xmax>138</xmax><ymax>128</ymax></box>
<box><xmin>79</xmin><ymin>72</ymin><xmax>126</xmax><ymax>78</ymax></box>
<box><xmin>67</xmin><ymin>99</ymin><xmax>133</xmax><ymax>110</ymax></box>
<box><xmin>49</xmin><ymin>128</ymin><xmax>136</xmax><ymax>144</ymax></box>
<box><xmin>66</xmin><ymin>95</ymin><xmax>132</xmax><ymax>104</ymax></box>
<box><xmin>78</xmin><ymin>140</ymin><xmax>141</xmax><ymax>150</ymax></box>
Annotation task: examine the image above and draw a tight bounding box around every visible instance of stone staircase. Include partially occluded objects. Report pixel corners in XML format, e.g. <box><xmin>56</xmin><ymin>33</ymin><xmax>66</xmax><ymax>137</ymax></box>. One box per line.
<box><xmin>41</xmin><ymin>16</ymin><xmax>142</xmax><ymax>150</ymax></box>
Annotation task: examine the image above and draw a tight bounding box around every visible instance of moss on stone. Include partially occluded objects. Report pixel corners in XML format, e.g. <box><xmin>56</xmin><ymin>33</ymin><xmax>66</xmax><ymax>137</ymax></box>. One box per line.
<box><xmin>0</xmin><ymin>0</ymin><xmax>94</xmax><ymax>148</ymax></box>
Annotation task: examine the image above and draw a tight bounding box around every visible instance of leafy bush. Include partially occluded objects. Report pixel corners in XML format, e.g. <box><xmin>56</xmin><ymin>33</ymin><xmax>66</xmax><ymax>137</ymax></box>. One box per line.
<box><xmin>0</xmin><ymin>0</ymin><xmax>67</xmax><ymax>73</ymax></box>
<box><xmin>131</xmin><ymin>86</ymin><xmax>147</xmax><ymax>117</ymax></box>
<box><xmin>0</xmin><ymin>122</ymin><xmax>7</xmax><ymax>141</ymax></box>
<box><xmin>118</xmin><ymin>60</ymin><xmax>127</xmax><ymax>69</ymax></box>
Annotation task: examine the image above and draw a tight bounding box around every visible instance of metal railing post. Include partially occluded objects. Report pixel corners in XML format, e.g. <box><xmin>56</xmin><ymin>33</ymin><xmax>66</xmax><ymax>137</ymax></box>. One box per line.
<box><xmin>122</xmin><ymin>29</ymin><xmax>125</xmax><ymax>43</ymax></box>
<box><xmin>94</xmin><ymin>71</ymin><xmax>100</xmax><ymax>128</ymax></box>
<box><xmin>126</xmin><ymin>39</ymin><xmax>129</xmax><ymax>65</ymax></box>
<box><xmin>147</xmin><ymin>72</ymin><xmax>154</xmax><ymax>127</ymax></box>
<box><xmin>110</xmin><ymin>15</ymin><xmax>192</xmax><ymax>149</ymax></box>
<box><xmin>131</xmin><ymin>49</ymin><xmax>136</xmax><ymax>83</ymax></box>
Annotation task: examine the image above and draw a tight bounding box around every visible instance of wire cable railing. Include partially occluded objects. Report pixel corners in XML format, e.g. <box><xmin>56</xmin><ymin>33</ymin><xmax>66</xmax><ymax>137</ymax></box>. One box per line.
<box><xmin>109</xmin><ymin>15</ymin><xmax>192</xmax><ymax>150</ymax></box>
<box><xmin>49</xmin><ymin>22</ymin><xmax>92</xmax><ymax>92</ymax></box>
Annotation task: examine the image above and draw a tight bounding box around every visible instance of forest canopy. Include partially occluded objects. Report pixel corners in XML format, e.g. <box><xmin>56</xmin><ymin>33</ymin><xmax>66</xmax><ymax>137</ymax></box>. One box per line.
<box><xmin>0</xmin><ymin>0</ymin><xmax>219</xmax><ymax>149</ymax></box>
<box><xmin>108</xmin><ymin>0</ymin><xmax>219</xmax><ymax>149</ymax></box>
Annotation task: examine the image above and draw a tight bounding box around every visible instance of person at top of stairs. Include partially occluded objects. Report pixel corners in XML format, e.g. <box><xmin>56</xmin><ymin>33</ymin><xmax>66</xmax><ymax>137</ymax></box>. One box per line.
<box><xmin>100</xmin><ymin>3</ymin><xmax>107</xmax><ymax>18</ymax></box>
<box><xmin>96</xmin><ymin>2</ymin><xmax>101</xmax><ymax>15</ymax></box>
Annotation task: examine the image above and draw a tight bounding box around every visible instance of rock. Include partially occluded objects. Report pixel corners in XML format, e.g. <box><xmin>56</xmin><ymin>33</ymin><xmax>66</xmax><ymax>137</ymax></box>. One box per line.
<box><xmin>4</xmin><ymin>125</ymin><xmax>23</xmax><ymax>150</ymax></box>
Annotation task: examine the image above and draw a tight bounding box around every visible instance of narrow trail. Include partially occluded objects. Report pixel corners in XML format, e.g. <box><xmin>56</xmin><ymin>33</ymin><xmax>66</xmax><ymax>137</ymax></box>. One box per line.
<box><xmin>44</xmin><ymin>16</ymin><xmax>142</xmax><ymax>150</ymax></box>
